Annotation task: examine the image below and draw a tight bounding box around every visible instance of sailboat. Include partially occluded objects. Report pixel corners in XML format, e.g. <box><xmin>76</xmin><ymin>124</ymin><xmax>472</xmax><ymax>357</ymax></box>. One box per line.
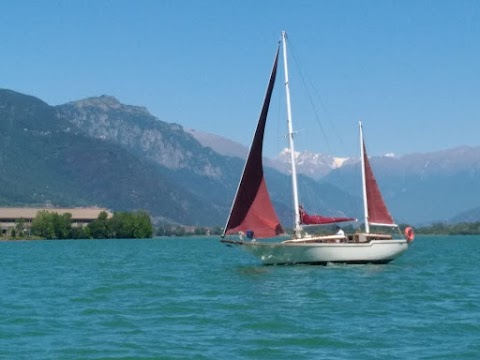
<box><xmin>221</xmin><ymin>31</ymin><xmax>414</xmax><ymax>265</ymax></box>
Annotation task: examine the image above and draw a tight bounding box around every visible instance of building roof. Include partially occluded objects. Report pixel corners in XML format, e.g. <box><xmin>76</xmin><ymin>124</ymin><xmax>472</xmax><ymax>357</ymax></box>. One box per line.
<box><xmin>0</xmin><ymin>207</ymin><xmax>112</xmax><ymax>220</ymax></box>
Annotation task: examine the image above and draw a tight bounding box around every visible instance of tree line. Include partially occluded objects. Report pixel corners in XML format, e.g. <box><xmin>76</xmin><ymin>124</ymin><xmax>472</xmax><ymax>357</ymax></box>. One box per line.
<box><xmin>155</xmin><ymin>225</ymin><xmax>223</xmax><ymax>237</ymax></box>
<box><xmin>18</xmin><ymin>211</ymin><xmax>480</xmax><ymax>240</ymax></box>
<box><xmin>20</xmin><ymin>210</ymin><xmax>153</xmax><ymax>239</ymax></box>
<box><xmin>414</xmin><ymin>222</ymin><xmax>480</xmax><ymax>235</ymax></box>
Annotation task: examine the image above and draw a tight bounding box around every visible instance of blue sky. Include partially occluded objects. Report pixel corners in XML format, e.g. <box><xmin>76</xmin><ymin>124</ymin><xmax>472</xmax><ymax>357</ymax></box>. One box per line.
<box><xmin>1</xmin><ymin>0</ymin><xmax>479</xmax><ymax>158</ymax></box>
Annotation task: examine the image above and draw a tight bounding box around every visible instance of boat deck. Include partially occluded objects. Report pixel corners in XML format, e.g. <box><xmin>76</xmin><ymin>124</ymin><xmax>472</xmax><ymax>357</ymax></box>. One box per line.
<box><xmin>282</xmin><ymin>233</ymin><xmax>393</xmax><ymax>244</ymax></box>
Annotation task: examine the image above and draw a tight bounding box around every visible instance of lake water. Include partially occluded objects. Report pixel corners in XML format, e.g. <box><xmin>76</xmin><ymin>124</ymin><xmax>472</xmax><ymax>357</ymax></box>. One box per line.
<box><xmin>1</xmin><ymin>235</ymin><xmax>479</xmax><ymax>359</ymax></box>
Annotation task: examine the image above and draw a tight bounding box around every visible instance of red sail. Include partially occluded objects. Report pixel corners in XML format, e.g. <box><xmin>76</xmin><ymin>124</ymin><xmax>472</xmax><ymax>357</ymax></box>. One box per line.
<box><xmin>363</xmin><ymin>142</ymin><xmax>395</xmax><ymax>225</ymax></box>
<box><xmin>299</xmin><ymin>206</ymin><xmax>356</xmax><ymax>225</ymax></box>
<box><xmin>223</xmin><ymin>47</ymin><xmax>284</xmax><ymax>238</ymax></box>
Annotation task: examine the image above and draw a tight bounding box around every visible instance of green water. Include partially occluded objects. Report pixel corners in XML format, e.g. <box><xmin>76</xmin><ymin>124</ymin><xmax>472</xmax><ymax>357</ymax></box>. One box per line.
<box><xmin>1</xmin><ymin>236</ymin><xmax>479</xmax><ymax>359</ymax></box>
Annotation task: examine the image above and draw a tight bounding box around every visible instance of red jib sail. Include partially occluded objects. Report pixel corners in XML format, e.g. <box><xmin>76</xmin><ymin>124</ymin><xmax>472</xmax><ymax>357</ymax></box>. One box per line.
<box><xmin>299</xmin><ymin>205</ymin><xmax>356</xmax><ymax>225</ymax></box>
<box><xmin>362</xmin><ymin>141</ymin><xmax>395</xmax><ymax>225</ymax></box>
<box><xmin>223</xmin><ymin>47</ymin><xmax>284</xmax><ymax>238</ymax></box>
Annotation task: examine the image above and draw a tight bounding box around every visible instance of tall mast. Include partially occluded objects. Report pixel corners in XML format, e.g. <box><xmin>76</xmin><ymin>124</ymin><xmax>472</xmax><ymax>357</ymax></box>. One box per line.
<box><xmin>359</xmin><ymin>121</ymin><xmax>370</xmax><ymax>233</ymax></box>
<box><xmin>281</xmin><ymin>31</ymin><xmax>302</xmax><ymax>238</ymax></box>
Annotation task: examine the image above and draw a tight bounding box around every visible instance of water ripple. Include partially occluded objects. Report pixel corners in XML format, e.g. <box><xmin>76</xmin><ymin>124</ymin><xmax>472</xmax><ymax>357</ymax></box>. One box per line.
<box><xmin>1</xmin><ymin>236</ymin><xmax>480</xmax><ymax>359</ymax></box>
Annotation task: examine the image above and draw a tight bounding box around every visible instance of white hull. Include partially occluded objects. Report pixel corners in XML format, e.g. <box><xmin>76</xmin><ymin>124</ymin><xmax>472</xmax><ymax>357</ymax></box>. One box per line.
<box><xmin>230</xmin><ymin>239</ymin><xmax>408</xmax><ymax>265</ymax></box>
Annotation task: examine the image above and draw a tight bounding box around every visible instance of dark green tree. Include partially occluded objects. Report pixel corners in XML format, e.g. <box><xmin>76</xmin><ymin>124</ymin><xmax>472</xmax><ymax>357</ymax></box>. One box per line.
<box><xmin>87</xmin><ymin>210</ymin><xmax>152</xmax><ymax>239</ymax></box>
<box><xmin>70</xmin><ymin>225</ymin><xmax>90</xmax><ymax>239</ymax></box>
<box><xmin>52</xmin><ymin>212</ymin><xmax>72</xmax><ymax>239</ymax></box>
<box><xmin>31</xmin><ymin>211</ymin><xmax>56</xmax><ymax>239</ymax></box>
<box><xmin>30</xmin><ymin>211</ymin><xmax>73</xmax><ymax>239</ymax></box>
<box><xmin>15</xmin><ymin>218</ymin><xmax>27</xmax><ymax>237</ymax></box>
<box><xmin>132</xmin><ymin>210</ymin><xmax>153</xmax><ymax>238</ymax></box>
<box><xmin>110</xmin><ymin>210</ymin><xmax>153</xmax><ymax>238</ymax></box>
<box><xmin>87</xmin><ymin>211</ymin><xmax>112</xmax><ymax>239</ymax></box>
<box><xmin>110</xmin><ymin>211</ymin><xmax>131</xmax><ymax>238</ymax></box>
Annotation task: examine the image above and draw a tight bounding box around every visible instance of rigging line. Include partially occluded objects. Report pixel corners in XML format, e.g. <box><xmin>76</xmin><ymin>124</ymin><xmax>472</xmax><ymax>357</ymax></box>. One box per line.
<box><xmin>287</xmin><ymin>39</ymin><xmax>347</xmax><ymax>156</ymax></box>
<box><xmin>286</xmin><ymin>39</ymin><xmax>331</xmax><ymax>152</ymax></box>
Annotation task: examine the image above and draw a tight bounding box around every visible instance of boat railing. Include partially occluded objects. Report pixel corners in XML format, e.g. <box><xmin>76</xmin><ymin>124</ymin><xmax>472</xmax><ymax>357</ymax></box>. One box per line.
<box><xmin>281</xmin><ymin>232</ymin><xmax>393</xmax><ymax>244</ymax></box>
<box><xmin>353</xmin><ymin>233</ymin><xmax>393</xmax><ymax>242</ymax></box>
<box><xmin>282</xmin><ymin>234</ymin><xmax>347</xmax><ymax>244</ymax></box>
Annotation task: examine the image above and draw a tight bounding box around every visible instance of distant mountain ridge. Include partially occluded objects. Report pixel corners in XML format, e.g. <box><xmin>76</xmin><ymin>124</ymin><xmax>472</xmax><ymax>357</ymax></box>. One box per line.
<box><xmin>188</xmin><ymin>128</ymin><xmax>351</xmax><ymax>179</ymax></box>
<box><xmin>0</xmin><ymin>89</ymin><xmax>357</xmax><ymax>227</ymax></box>
<box><xmin>2</xmin><ymin>88</ymin><xmax>480</xmax><ymax>226</ymax></box>
<box><xmin>273</xmin><ymin>148</ymin><xmax>350</xmax><ymax>180</ymax></box>
<box><xmin>186</xmin><ymin>126</ymin><xmax>480</xmax><ymax>224</ymax></box>
<box><xmin>0</xmin><ymin>90</ymin><xmax>231</xmax><ymax>225</ymax></box>
<box><xmin>186</xmin><ymin>128</ymin><xmax>249</xmax><ymax>159</ymax></box>
<box><xmin>323</xmin><ymin>146</ymin><xmax>480</xmax><ymax>224</ymax></box>
<box><xmin>58</xmin><ymin>95</ymin><xmax>224</xmax><ymax>176</ymax></box>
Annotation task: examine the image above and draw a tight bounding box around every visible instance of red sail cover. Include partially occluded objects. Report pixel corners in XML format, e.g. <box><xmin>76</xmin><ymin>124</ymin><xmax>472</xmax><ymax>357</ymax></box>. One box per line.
<box><xmin>363</xmin><ymin>142</ymin><xmax>395</xmax><ymax>225</ymax></box>
<box><xmin>299</xmin><ymin>206</ymin><xmax>355</xmax><ymax>225</ymax></box>
<box><xmin>224</xmin><ymin>47</ymin><xmax>284</xmax><ymax>238</ymax></box>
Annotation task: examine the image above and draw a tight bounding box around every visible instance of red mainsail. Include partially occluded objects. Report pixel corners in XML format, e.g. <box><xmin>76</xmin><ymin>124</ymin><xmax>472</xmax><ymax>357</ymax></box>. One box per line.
<box><xmin>362</xmin><ymin>142</ymin><xmax>395</xmax><ymax>225</ymax></box>
<box><xmin>223</xmin><ymin>47</ymin><xmax>284</xmax><ymax>238</ymax></box>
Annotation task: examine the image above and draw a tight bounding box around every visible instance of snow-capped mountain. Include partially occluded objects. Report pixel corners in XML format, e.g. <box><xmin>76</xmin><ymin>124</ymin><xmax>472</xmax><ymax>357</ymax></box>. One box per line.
<box><xmin>271</xmin><ymin>148</ymin><xmax>351</xmax><ymax>180</ymax></box>
<box><xmin>187</xmin><ymin>129</ymin><xmax>352</xmax><ymax>179</ymax></box>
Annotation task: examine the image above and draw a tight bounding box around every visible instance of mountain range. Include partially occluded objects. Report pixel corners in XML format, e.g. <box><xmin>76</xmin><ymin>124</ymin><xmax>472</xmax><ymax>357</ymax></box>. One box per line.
<box><xmin>188</xmin><ymin>126</ymin><xmax>480</xmax><ymax>225</ymax></box>
<box><xmin>1</xmin><ymin>88</ymin><xmax>479</xmax><ymax>227</ymax></box>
